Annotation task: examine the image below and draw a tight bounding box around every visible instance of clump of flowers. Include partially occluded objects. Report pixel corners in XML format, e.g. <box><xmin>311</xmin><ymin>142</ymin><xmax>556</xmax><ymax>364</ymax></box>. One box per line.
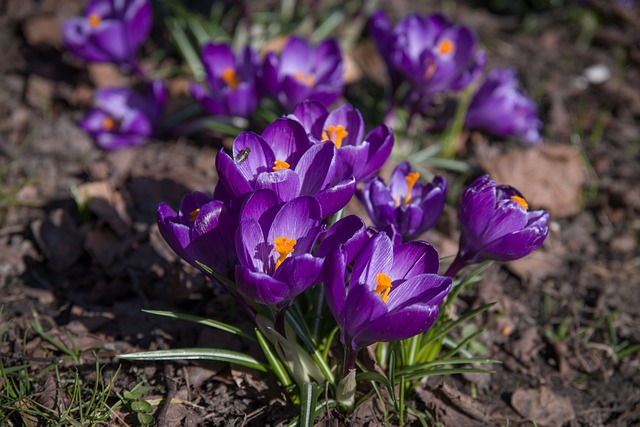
<box><xmin>62</xmin><ymin>1</ymin><xmax>554</xmax><ymax>424</ymax></box>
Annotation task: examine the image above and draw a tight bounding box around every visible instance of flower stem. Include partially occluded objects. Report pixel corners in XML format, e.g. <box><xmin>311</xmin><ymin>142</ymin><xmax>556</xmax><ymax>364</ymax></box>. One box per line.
<box><xmin>444</xmin><ymin>253</ymin><xmax>466</xmax><ymax>278</ymax></box>
<box><xmin>342</xmin><ymin>347</ymin><xmax>359</xmax><ymax>378</ymax></box>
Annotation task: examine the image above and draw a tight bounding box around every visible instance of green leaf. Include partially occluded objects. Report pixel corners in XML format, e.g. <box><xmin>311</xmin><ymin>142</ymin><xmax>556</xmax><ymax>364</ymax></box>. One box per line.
<box><xmin>298</xmin><ymin>382</ymin><xmax>321</xmax><ymax>427</ymax></box>
<box><xmin>130</xmin><ymin>400</ymin><xmax>153</xmax><ymax>414</ymax></box>
<box><xmin>396</xmin><ymin>358</ymin><xmax>501</xmax><ymax>376</ymax></box>
<box><xmin>255</xmin><ymin>327</ymin><xmax>292</xmax><ymax>388</ymax></box>
<box><xmin>137</xmin><ymin>412</ymin><xmax>155</xmax><ymax>426</ymax></box>
<box><xmin>118</xmin><ymin>348</ymin><xmax>268</xmax><ymax>372</ymax></box>
<box><xmin>402</xmin><ymin>367</ymin><xmax>495</xmax><ymax>382</ymax></box>
<box><xmin>355</xmin><ymin>371</ymin><xmax>391</xmax><ymax>390</ymax></box>
<box><xmin>142</xmin><ymin>309</ymin><xmax>256</xmax><ymax>342</ymax></box>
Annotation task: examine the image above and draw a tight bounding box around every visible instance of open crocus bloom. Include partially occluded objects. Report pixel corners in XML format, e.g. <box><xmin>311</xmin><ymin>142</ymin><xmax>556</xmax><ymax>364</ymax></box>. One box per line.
<box><xmin>191</xmin><ymin>42</ymin><xmax>259</xmax><ymax>117</ymax></box>
<box><xmin>446</xmin><ymin>175</ymin><xmax>549</xmax><ymax>276</ymax></box>
<box><xmin>289</xmin><ymin>101</ymin><xmax>394</xmax><ymax>183</ymax></box>
<box><xmin>465</xmin><ymin>68</ymin><xmax>542</xmax><ymax>144</ymax></box>
<box><xmin>81</xmin><ymin>80</ymin><xmax>166</xmax><ymax>150</ymax></box>
<box><xmin>357</xmin><ymin>161</ymin><xmax>447</xmax><ymax>241</ymax></box>
<box><xmin>324</xmin><ymin>231</ymin><xmax>452</xmax><ymax>351</ymax></box>
<box><xmin>62</xmin><ymin>0</ymin><xmax>151</xmax><ymax>69</ymax></box>
<box><xmin>234</xmin><ymin>190</ymin><xmax>324</xmax><ymax>310</ymax></box>
<box><xmin>261</xmin><ymin>36</ymin><xmax>344</xmax><ymax>111</ymax></box>
<box><xmin>215</xmin><ymin>118</ymin><xmax>356</xmax><ymax>218</ymax></box>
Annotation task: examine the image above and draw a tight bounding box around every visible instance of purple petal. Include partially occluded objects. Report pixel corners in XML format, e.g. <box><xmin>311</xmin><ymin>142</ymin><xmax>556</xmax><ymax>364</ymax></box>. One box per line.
<box><xmin>323</xmin><ymin>246</ymin><xmax>348</xmax><ymax>320</ymax></box>
<box><xmin>389</xmin><ymin>241</ymin><xmax>440</xmax><ymax>279</ymax></box>
<box><xmin>314</xmin><ymin>177</ymin><xmax>356</xmax><ymax>218</ymax></box>
<box><xmin>261</xmin><ymin>118</ymin><xmax>312</xmax><ymax>166</ymax></box>
<box><xmin>236</xmin><ymin>265</ymin><xmax>290</xmax><ymax>306</ymax></box>
<box><xmin>351</xmin><ymin>232</ymin><xmax>394</xmax><ymax>288</ymax></box>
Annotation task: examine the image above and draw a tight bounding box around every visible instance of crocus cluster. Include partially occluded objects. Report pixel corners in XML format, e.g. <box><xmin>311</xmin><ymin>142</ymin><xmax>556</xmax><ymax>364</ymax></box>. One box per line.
<box><xmin>465</xmin><ymin>68</ymin><xmax>542</xmax><ymax>144</ymax></box>
<box><xmin>370</xmin><ymin>10</ymin><xmax>485</xmax><ymax>113</ymax></box>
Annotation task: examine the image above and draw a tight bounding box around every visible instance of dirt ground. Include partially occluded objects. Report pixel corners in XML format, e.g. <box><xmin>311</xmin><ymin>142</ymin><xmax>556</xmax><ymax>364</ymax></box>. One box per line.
<box><xmin>1</xmin><ymin>0</ymin><xmax>639</xmax><ymax>426</ymax></box>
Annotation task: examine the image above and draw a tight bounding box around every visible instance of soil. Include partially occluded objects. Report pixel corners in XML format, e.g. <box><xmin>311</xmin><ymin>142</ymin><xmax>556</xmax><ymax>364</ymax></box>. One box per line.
<box><xmin>1</xmin><ymin>0</ymin><xmax>639</xmax><ymax>426</ymax></box>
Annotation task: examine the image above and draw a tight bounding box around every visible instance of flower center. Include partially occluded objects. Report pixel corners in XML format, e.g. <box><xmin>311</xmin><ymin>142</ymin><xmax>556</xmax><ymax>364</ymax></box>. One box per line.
<box><xmin>88</xmin><ymin>14</ymin><xmax>102</xmax><ymax>28</ymax></box>
<box><xmin>321</xmin><ymin>125</ymin><xmax>348</xmax><ymax>149</ymax></box>
<box><xmin>273</xmin><ymin>160</ymin><xmax>290</xmax><ymax>171</ymax></box>
<box><xmin>510</xmin><ymin>195</ymin><xmax>529</xmax><ymax>210</ymax></box>
<box><xmin>102</xmin><ymin>116</ymin><xmax>117</xmax><ymax>131</ymax></box>
<box><xmin>189</xmin><ymin>208</ymin><xmax>200</xmax><ymax>222</ymax></box>
<box><xmin>374</xmin><ymin>273</ymin><xmax>393</xmax><ymax>303</ymax></box>
<box><xmin>221</xmin><ymin>68</ymin><xmax>240</xmax><ymax>90</ymax></box>
<box><xmin>293</xmin><ymin>72</ymin><xmax>315</xmax><ymax>87</ymax></box>
<box><xmin>437</xmin><ymin>38</ymin><xmax>455</xmax><ymax>55</ymax></box>
<box><xmin>404</xmin><ymin>172</ymin><xmax>420</xmax><ymax>205</ymax></box>
<box><xmin>273</xmin><ymin>236</ymin><xmax>296</xmax><ymax>269</ymax></box>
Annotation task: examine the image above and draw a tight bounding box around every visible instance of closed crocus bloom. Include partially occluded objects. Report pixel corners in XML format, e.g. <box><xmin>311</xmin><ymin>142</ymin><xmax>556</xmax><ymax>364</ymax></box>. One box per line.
<box><xmin>324</xmin><ymin>231</ymin><xmax>452</xmax><ymax>354</ymax></box>
<box><xmin>62</xmin><ymin>0</ymin><xmax>151</xmax><ymax>71</ymax></box>
<box><xmin>290</xmin><ymin>101</ymin><xmax>394</xmax><ymax>183</ymax></box>
<box><xmin>446</xmin><ymin>175</ymin><xmax>549</xmax><ymax>277</ymax></box>
<box><xmin>81</xmin><ymin>80</ymin><xmax>166</xmax><ymax>150</ymax></box>
<box><xmin>261</xmin><ymin>36</ymin><xmax>344</xmax><ymax>111</ymax></box>
<box><xmin>191</xmin><ymin>42</ymin><xmax>259</xmax><ymax>117</ymax></box>
<box><xmin>157</xmin><ymin>192</ymin><xmax>238</xmax><ymax>280</ymax></box>
<box><xmin>357</xmin><ymin>162</ymin><xmax>447</xmax><ymax>241</ymax></box>
<box><xmin>235</xmin><ymin>190</ymin><xmax>324</xmax><ymax>310</ymax></box>
<box><xmin>370</xmin><ymin>10</ymin><xmax>485</xmax><ymax>107</ymax></box>
<box><xmin>465</xmin><ymin>68</ymin><xmax>542</xmax><ymax>144</ymax></box>
<box><xmin>215</xmin><ymin>118</ymin><xmax>356</xmax><ymax>218</ymax></box>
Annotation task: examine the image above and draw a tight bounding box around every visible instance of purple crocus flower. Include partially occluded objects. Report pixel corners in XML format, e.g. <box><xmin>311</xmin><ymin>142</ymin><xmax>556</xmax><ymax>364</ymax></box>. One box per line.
<box><xmin>324</xmin><ymin>231</ymin><xmax>452</xmax><ymax>357</ymax></box>
<box><xmin>214</xmin><ymin>118</ymin><xmax>356</xmax><ymax>218</ymax></box>
<box><xmin>62</xmin><ymin>0</ymin><xmax>151</xmax><ymax>72</ymax></box>
<box><xmin>235</xmin><ymin>190</ymin><xmax>324</xmax><ymax>310</ymax></box>
<box><xmin>446</xmin><ymin>175</ymin><xmax>550</xmax><ymax>277</ymax></box>
<box><xmin>370</xmin><ymin>10</ymin><xmax>485</xmax><ymax>111</ymax></box>
<box><xmin>157</xmin><ymin>191</ymin><xmax>238</xmax><ymax>280</ymax></box>
<box><xmin>261</xmin><ymin>36</ymin><xmax>344</xmax><ymax>111</ymax></box>
<box><xmin>465</xmin><ymin>68</ymin><xmax>542</xmax><ymax>144</ymax></box>
<box><xmin>81</xmin><ymin>80</ymin><xmax>167</xmax><ymax>150</ymax></box>
<box><xmin>289</xmin><ymin>101</ymin><xmax>394</xmax><ymax>183</ymax></box>
<box><xmin>191</xmin><ymin>42</ymin><xmax>259</xmax><ymax>117</ymax></box>
<box><xmin>357</xmin><ymin>161</ymin><xmax>447</xmax><ymax>241</ymax></box>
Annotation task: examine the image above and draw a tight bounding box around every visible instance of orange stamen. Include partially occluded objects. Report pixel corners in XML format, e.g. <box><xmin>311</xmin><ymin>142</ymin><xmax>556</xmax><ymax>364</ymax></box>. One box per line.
<box><xmin>321</xmin><ymin>125</ymin><xmax>348</xmax><ymax>149</ymax></box>
<box><xmin>189</xmin><ymin>208</ymin><xmax>200</xmax><ymax>222</ymax></box>
<box><xmin>102</xmin><ymin>117</ymin><xmax>116</xmax><ymax>131</ymax></box>
<box><xmin>273</xmin><ymin>236</ymin><xmax>296</xmax><ymax>269</ymax></box>
<box><xmin>437</xmin><ymin>38</ymin><xmax>455</xmax><ymax>55</ymax></box>
<box><xmin>423</xmin><ymin>62</ymin><xmax>437</xmax><ymax>80</ymax></box>
<box><xmin>510</xmin><ymin>195</ymin><xmax>529</xmax><ymax>210</ymax></box>
<box><xmin>404</xmin><ymin>172</ymin><xmax>420</xmax><ymax>205</ymax></box>
<box><xmin>273</xmin><ymin>160</ymin><xmax>290</xmax><ymax>171</ymax></box>
<box><xmin>221</xmin><ymin>68</ymin><xmax>240</xmax><ymax>90</ymax></box>
<box><xmin>293</xmin><ymin>72</ymin><xmax>315</xmax><ymax>86</ymax></box>
<box><xmin>374</xmin><ymin>273</ymin><xmax>393</xmax><ymax>303</ymax></box>
<box><xmin>88</xmin><ymin>14</ymin><xmax>102</xmax><ymax>28</ymax></box>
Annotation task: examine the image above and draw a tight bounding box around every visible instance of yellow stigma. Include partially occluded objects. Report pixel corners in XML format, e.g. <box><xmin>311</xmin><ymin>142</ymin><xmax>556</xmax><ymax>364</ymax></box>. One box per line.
<box><xmin>293</xmin><ymin>72</ymin><xmax>315</xmax><ymax>86</ymax></box>
<box><xmin>88</xmin><ymin>14</ymin><xmax>102</xmax><ymax>28</ymax></box>
<box><xmin>273</xmin><ymin>236</ymin><xmax>296</xmax><ymax>269</ymax></box>
<box><xmin>189</xmin><ymin>208</ymin><xmax>200</xmax><ymax>222</ymax></box>
<box><xmin>321</xmin><ymin>125</ymin><xmax>349</xmax><ymax>149</ymax></box>
<box><xmin>510</xmin><ymin>195</ymin><xmax>529</xmax><ymax>210</ymax></box>
<box><xmin>102</xmin><ymin>116</ymin><xmax>116</xmax><ymax>131</ymax></box>
<box><xmin>221</xmin><ymin>68</ymin><xmax>240</xmax><ymax>90</ymax></box>
<box><xmin>437</xmin><ymin>38</ymin><xmax>455</xmax><ymax>55</ymax></box>
<box><xmin>404</xmin><ymin>172</ymin><xmax>420</xmax><ymax>205</ymax></box>
<box><xmin>273</xmin><ymin>160</ymin><xmax>290</xmax><ymax>171</ymax></box>
<box><xmin>374</xmin><ymin>273</ymin><xmax>393</xmax><ymax>303</ymax></box>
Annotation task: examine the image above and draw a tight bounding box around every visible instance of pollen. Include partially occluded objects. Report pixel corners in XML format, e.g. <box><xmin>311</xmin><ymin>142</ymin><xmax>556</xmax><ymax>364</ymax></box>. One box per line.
<box><xmin>221</xmin><ymin>68</ymin><xmax>240</xmax><ymax>90</ymax></box>
<box><xmin>88</xmin><ymin>14</ymin><xmax>102</xmax><ymax>28</ymax></box>
<box><xmin>437</xmin><ymin>38</ymin><xmax>455</xmax><ymax>55</ymax></box>
<box><xmin>102</xmin><ymin>116</ymin><xmax>116</xmax><ymax>131</ymax></box>
<box><xmin>189</xmin><ymin>208</ymin><xmax>200</xmax><ymax>222</ymax></box>
<box><xmin>423</xmin><ymin>61</ymin><xmax>437</xmax><ymax>80</ymax></box>
<box><xmin>293</xmin><ymin>72</ymin><xmax>315</xmax><ymax>87</ymax></box>
<box><xmin>321</xmin><ymin>125</ymin><xmax>348</xmax><ymax>149</ymax></box>
<box><xmin>273</xmin><ymin>160</ymin><xmax>290</xmax><ymax>171</ymax></box>
<box><xmin>404</xmin><ymin>172</ymin><xmax>420</xmax><ymax>205</ymax></box>
<box><xmin>510</xmin><ymin>195</ymin><xmax>529</xmax><ymax>210</ymax></box>
<box><xmin>374</xmin><ymin>273</ymin><xmax>393</xmax><ymax>303</ymax></box>
<box><xmin>274</xmin><ymin>236</ymin><xmax>296</xmax><ymax>269</ymax></box>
